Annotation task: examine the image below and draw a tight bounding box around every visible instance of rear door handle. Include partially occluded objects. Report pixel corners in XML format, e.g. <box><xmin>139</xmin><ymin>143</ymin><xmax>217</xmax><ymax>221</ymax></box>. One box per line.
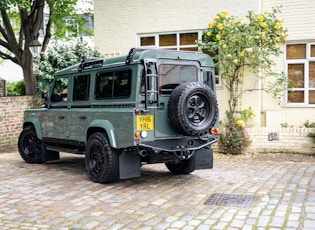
<box><xmin>58</xmin><ymin>115</ymin><xmax>65</xmax><ymax>119</ymax></box>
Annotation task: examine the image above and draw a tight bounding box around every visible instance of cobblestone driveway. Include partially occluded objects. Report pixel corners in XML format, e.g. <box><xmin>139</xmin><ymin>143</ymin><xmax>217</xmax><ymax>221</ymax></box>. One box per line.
<box><xmin>0</xmin><ymin>152</ymin><xmax>314</xmax><ymax>230</ymax></box>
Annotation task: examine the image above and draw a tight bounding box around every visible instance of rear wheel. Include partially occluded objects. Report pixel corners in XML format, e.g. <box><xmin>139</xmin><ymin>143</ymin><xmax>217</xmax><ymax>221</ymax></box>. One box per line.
<box><xmin>18</xmin><ymin>126</ymin><xmax>43</xmax><ymax>163</ymax></box>
<box><xmin>85</xmin><ymin>132</ymin><xmax>119</xmax><ymax>183</ymax></box>
<box><xmin>165</xmin><ymin>154</ymin><xmax>196</xmax><ymax>174</ymax></box>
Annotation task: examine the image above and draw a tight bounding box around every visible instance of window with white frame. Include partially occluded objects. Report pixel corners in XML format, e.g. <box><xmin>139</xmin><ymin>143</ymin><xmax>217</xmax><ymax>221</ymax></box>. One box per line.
<box><xmin>137</xmin><ymin>31</ymin><xmax>221</xmax><ymax>85</ymax></box>
<box><xmin>285</xmin><ymin>43</ymin><xmax>315</xmax><ymax>106</ymax></box>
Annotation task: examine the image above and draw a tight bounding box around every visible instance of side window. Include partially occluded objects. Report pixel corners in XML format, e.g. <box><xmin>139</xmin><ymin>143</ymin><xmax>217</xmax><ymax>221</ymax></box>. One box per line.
<box><xmin>51</xmin><ymin>77</ymin><xmax>68</xmax><ymax>102</ymax></box>
<box><xmin>159</xmin><ymin>64</ymin><xmax>197</xmax><ymax>95</ymax></box>
<box><xmin>73</xmin><ymin>75</ymin><xmax>90</xmax><ymax>101</ymax></box>
<box><xmin>95</xmin><ymin>70</ymin><xmax>132</xmax><ymax>99</ymax></box>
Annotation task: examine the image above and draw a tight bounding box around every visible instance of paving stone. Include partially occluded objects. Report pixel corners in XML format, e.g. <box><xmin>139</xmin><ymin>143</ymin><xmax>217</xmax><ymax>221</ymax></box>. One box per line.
<box><xmin>0</xmin><ymin>152</ymin><xmax>314</xmax><ymax>229</ymax></box>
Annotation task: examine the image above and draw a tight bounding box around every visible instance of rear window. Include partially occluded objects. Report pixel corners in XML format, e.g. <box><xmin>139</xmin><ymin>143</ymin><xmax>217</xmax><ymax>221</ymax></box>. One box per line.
<box><xmin>95</xmin><ymin>70</ymin><xmax>132</xmax><ymax>99</ymax></box>
<box><xmin>159</xmin><ymin>64</ymin><xmax>197</xmax><ymax>95</ymax></box>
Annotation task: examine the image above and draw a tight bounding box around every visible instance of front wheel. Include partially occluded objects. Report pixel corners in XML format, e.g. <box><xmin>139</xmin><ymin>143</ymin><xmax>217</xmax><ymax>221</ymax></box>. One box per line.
<box><xmin>18</xmin><ymin>126</ymin><xmax>43</xmax><ymax>163</ymax></box>
<box><xmin>165</xmin><ymin>154</ymin><xmax>196</xmax><ymax>174</ymax></box>
<box><xmin>85</xmin><ymin>132</ymin><xmax>119</xmax><ymax>183</ymax></box>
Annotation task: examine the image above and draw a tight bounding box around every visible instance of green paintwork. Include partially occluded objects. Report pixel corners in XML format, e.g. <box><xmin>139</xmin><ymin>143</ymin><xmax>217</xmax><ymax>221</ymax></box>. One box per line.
<box><xmin>22</xmin><ymin>48</ymin><xmax>218</xmax><ymax>153</ymax></box>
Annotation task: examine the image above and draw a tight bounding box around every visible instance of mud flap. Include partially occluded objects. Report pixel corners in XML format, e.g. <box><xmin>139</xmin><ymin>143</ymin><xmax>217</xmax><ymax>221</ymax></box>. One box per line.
<box><xmin>42</xmin><ymin>143</ymin><xmax>60</xmax><ymax>162</ymax></box>
<box><xmin>119</xmin><ymin>150</ymin><xmax>141</xmax><ymax>179</ymax></box>
<box><xmin>195</xmin><ymin>148</ymin><xmax>213</xmax><ymax>170</ymax></box>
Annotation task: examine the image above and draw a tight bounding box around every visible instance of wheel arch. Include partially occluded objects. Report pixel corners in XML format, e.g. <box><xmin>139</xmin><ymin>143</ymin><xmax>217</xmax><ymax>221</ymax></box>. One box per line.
<box><xmin>23</xmin><ymin>118</ymin><xmax>43</xmax><ymax>140</ymax></box>
<box><xmin>87</xmin><ymin>120</ymin><xmax>117</xmax><ymax>148</ymax></box>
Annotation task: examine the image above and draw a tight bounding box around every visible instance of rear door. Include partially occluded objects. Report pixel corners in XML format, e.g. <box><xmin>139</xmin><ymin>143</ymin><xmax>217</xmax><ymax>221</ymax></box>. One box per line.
<box><xmin>154</xmin><ymin>62</ymin><xmax>199</xmax><ymax>137</ymax></box>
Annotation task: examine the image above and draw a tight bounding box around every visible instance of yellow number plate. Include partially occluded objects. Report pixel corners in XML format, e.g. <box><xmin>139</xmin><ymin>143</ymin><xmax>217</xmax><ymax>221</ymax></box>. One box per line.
<box><xmin>137</xmin><ymin>115</ymin><xmax>154</xmax><ymax>130</ymax></box>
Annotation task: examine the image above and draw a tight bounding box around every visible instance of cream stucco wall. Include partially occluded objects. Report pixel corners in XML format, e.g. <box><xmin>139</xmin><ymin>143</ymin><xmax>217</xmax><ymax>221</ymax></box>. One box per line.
<box><xmin>94</xmin><ymin>0</ymin><xmax>315</xmax><ymax>128</ymax></box>
<box><xmin>94</xmin><ymin>0</ymin><xmax>259</xmax><ymax>55</ymax></box>
<box><xmin>260</xmin><ymin>0</ymin><xmax>315</xmax><ymax>127</ymax></box>
<box><xmin>94</xmin><ymin>0</ymin><xmax>260</xmax><ymax>124</ymax></box>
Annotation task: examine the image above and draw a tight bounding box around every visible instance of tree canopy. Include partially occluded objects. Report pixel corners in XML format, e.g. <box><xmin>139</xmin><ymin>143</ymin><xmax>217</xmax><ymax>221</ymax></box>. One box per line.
<box><xmin>198</xmin><ymin>7</ymin><xmax>288</xmax><ymax>120</ymax></box>
<box><xmin>35</xmin><ymin>38</ymin><xmax>100</xmax><ymax>92</ymax></box>
<box><xmin>0</xmin><ymin>0</ymin><xmax>93</xmax><ymax>95</ymax></box>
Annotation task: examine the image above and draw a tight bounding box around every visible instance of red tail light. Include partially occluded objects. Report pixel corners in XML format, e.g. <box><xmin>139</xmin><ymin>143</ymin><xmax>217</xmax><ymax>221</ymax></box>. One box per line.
<box><xmin>210</xmin><ymin>127</ymin><xmax>220</xmax><ymax>136</ymax></box>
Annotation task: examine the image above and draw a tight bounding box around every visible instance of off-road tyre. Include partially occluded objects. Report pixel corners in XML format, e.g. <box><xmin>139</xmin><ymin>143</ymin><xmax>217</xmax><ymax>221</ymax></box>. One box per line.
<box><xmin>85</xmin><ymin>132</ymin><xmax>119</xmax><ymax>183</ymax></box>
<box><xmin>18</xmin><ymin>126</ymin><xmax>44</xmax><ymax>164</ymax></box>
<box><xmin>168</xmin><ymin>82</ymin><xmax>218</xmax><ymax>136</ymax></box>
<box><xmin>165</xmin><ymin>154</ymin><xmax>196</xmax><ymax>174</ymax></box>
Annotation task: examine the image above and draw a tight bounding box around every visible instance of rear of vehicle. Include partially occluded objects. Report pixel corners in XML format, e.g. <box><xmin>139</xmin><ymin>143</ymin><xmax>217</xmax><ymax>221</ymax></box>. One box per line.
<box><xmin>122</xmin><ymin>49</ymin><xmax>220</xmax><ymax>178</ymax></box>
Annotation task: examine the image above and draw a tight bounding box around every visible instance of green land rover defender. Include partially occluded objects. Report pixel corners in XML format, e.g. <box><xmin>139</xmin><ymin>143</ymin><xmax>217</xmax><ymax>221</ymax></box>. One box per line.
<box><xmin>18</xmin><ymin>48</ymin><xmax>220</xmax><ymax>183</ymax></box>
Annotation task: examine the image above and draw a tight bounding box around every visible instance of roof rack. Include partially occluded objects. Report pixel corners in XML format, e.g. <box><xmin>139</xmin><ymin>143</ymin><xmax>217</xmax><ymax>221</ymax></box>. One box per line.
<box><xmin>78</xmin><ymin>58</ymin><xmax>104</xmax><ymax>72</ymax></box>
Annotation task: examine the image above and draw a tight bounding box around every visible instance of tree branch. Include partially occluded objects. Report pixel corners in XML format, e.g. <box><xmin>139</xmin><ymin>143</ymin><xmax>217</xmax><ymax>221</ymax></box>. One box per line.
<box><xmin>0</xmin><ymin>9</ymin><xmax>18</xmax><ymax>47</ymax></box>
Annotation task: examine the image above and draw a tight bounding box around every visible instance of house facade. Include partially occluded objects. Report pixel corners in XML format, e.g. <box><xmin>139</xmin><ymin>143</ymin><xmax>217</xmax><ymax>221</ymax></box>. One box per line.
<box><xmin>94</xmin><ymin>0</ymin><xmax>315</xmax><ymax>128</ymax></box>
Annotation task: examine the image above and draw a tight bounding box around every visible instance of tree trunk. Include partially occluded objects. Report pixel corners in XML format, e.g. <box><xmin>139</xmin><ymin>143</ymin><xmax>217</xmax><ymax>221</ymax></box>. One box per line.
<box><xmin>22</xmin><ymin>49</ymin><xmax>37</xmax><ymax>95</ymax></box>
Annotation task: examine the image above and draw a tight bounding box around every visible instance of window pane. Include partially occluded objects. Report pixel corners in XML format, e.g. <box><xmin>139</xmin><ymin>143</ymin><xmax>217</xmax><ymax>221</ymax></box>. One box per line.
<box><xmin>73</xmin><ymin>75</ymin><xmax>90</xmax><ymax>101</ymax></box>
<box><xmin>159</xmin><ymin>34</ymin><xmax>176</xmax><ymax>46</ymax></box>
<box><xmin>113</xmin><ymin>70</ymin><xmax>131</xmax><ymax>97</ymax></box>
<box><xmin>180</xmin><ymin>33</ymin><xmax>198</xmax><ymax>45</ymax></box>
<box><xmin>288</xmin><ymin>91</ymin><xmax>304</xmax><ymax>103</ymax></box>
<box><xmin>311</xmin><ymin>45</ymin><xmax>315</xmax><ymax>57</ymax></box>
<box><xmin>51</xmin><ymin>77</ymin><xmax>68</xmax><ymax>102</ymax></box>
<box><xmin>288</xmin><ymin>64</ymin><xmax>304</xmax><ymax>88</ymax></box>
<box><xmin>286</xmin><ymin>44</ymin><xmax>306</xmax><ymax>59</ymax></box>
<box><xmin>95</xmin><ymin>72</ymin><xmax>114</xmax><ymax>98</ymax></box>
<box><xmin>140</xmin><ymin>36</ymin><xmax>155</xmax><ymax>46</ymax></box>
<box><xmin>95</xmin><ymin>70</ymin><xmax>131</xmax><ymax>99</ymax></box>
<box><xmin>309</xmin><ymin>90</ymin><xmax>315</xmax><ymax>104</ymax></box>
<box><xmin>309</xmin><ymin>62</ymin><xmax>315</xmax><ymax>88</ymax></box>
<box><xmin>159</xmin><ymin>64</ymin><xmax>197</xmax><ymax>95</ymax></box>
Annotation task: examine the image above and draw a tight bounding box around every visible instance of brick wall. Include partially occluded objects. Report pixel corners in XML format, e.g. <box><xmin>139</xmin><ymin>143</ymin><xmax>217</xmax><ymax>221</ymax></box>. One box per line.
<box><xmin>246</xmin><ymin>127</ymin><xmax>315</xmax><ymax>154</ymax></box>
<box><xmin>0</xmin><ymin>96</ymin><xmax>35</xmax><ymax>152</ymax></box>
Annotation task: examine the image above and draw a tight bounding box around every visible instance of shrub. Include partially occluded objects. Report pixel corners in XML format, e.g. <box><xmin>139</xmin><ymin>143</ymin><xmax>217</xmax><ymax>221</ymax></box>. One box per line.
<box><xmin>219</xmin><ymin>120</ymin><xmax>251</xmax><ymax>155</ymax></box>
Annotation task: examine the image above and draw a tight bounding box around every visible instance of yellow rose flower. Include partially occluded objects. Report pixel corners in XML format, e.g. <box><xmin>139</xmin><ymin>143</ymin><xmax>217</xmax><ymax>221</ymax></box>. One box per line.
<box><xmin>261</xmin><ymin>23</ymin><xmax>269</xmax><ymax>29</ymax></box>
<box><xmin>216</xmin><ymin>34</ymin><xmax>221</xmax><ymax>40</ymax></box>
<box><xmin>239</xmin><ymin>52</ymin><xmax>245</xmax><ymax>57</ymax></box>
<box><xmin>220</xmin><ymin>11</ymin><xmax>228</xmax><ymax>18</ymax></box>
<box><xmin>214</xmin><ymin>16</ymin><xmax>220</xmax><ymax>21</ymax></box>
<box><xmin>222</xmin><ymin>31</ymin><xmax>226</xmax><ymax>36</ymax></box>
<box><xmin>208</xmin><ymin>22</ymin><xmax>214</xmax><ymax>28</ymax></box>
<box><xmin>207</xmin><ymin>31</ymin><xmax>211</xmax><ymax>37</ymax></box>
<box><xmin>237</xmin><ymin>120</ymin><xmax>245</xmax><ymax>128</ymax></box>
<box><xmin>222</xmin><ymin>44</ymin><xmax>227</xmax><ymax>49</ymax></box>
<box><xmin>217</xmin><ymin>23</ymin><xmax>224</xmax><ymax>30</ymax></box>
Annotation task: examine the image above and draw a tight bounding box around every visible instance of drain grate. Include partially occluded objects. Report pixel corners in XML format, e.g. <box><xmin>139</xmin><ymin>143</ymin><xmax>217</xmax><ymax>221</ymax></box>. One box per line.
<box><xmin>205</xmin><ymin>193</ymin><xmax>259</xmax><ymax>208</ymax></box>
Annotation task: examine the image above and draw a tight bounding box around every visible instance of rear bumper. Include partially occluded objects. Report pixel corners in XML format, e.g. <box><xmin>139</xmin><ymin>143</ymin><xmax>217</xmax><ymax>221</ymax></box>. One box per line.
<box><xmin>137</xmin><ymin>136</ymin><xmax>219</xmax><ymax>153</ymax></box>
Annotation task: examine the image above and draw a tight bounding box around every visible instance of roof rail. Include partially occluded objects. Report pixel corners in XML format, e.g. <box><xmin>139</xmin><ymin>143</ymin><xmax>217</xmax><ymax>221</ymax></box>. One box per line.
<box><xmin>78</xmin><ymin>58</ymin><xmax>104</xmax><ymax>72</ymax></box>
<box><xmin>125</xmin><ymin>48</ymin><xmax>155</xmax><ymax>64</ymax></box>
